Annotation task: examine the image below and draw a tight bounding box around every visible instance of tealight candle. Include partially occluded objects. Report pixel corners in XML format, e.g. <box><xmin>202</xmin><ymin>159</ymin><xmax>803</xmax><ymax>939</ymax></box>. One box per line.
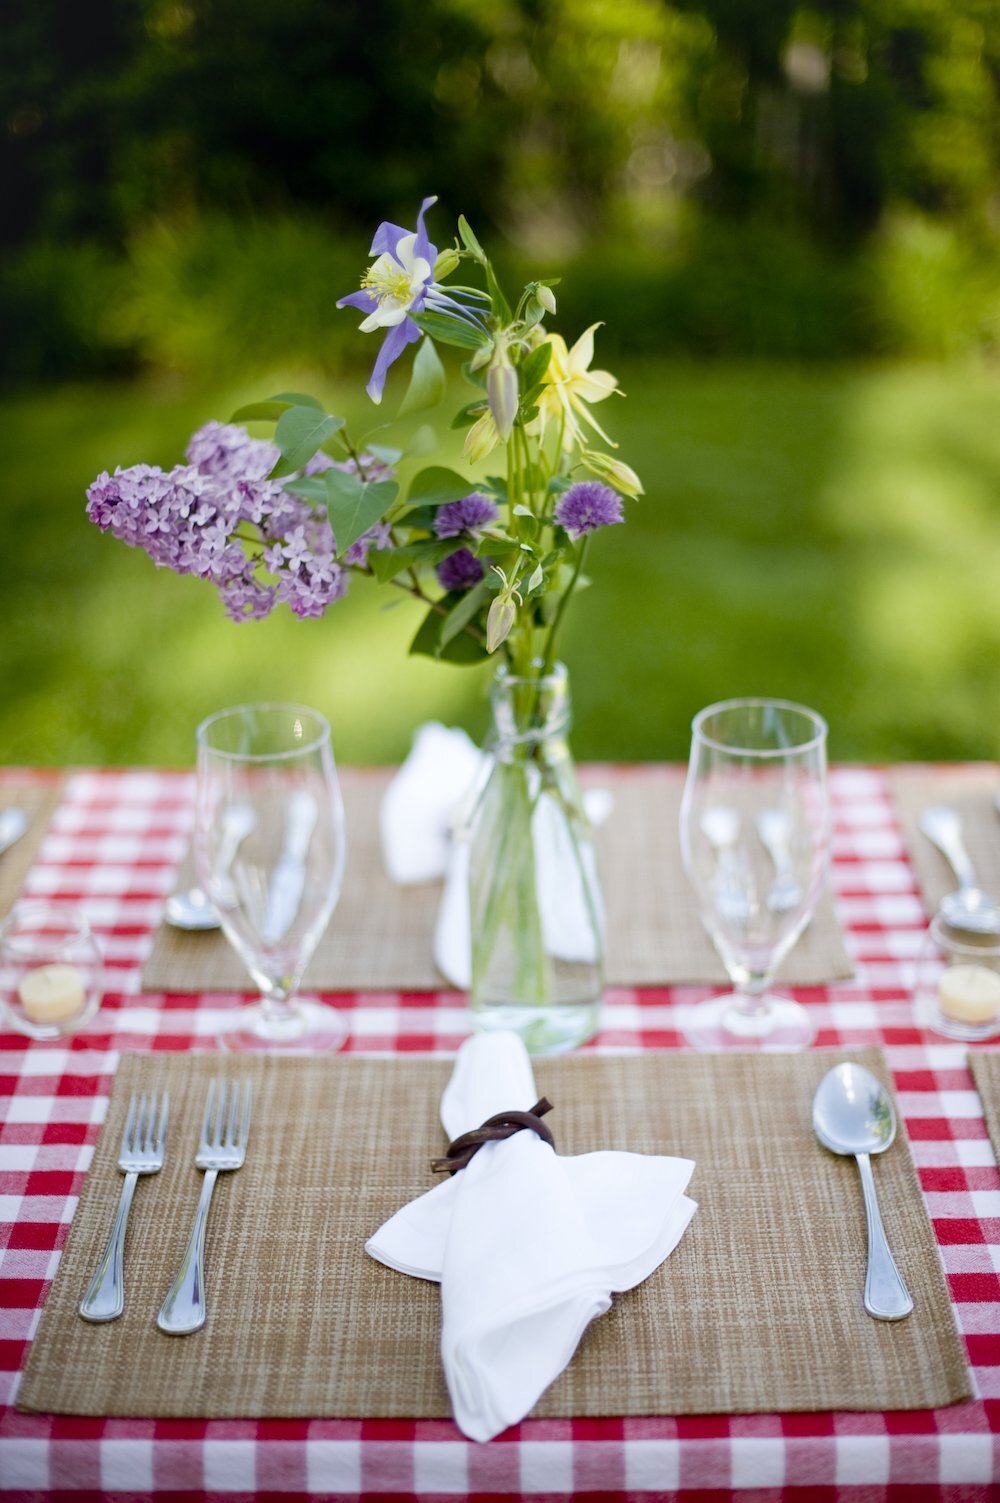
<box><xmin>18</xmin><ymin>963</ymin><xmax>86</xmax><ymax>1025</ymax></box>
<box><xmin>938</xmin><ymin>963</ymin><xmax>1000</xmax><ymax>1027</ymax></box>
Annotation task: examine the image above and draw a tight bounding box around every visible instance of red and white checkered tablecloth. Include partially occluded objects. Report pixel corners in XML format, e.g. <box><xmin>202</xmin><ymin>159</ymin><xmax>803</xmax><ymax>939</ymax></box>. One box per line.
<box><xmin>1</xmin><ymin>765</ymin><xmax>999</xmax><ymax>1500</ymax></box>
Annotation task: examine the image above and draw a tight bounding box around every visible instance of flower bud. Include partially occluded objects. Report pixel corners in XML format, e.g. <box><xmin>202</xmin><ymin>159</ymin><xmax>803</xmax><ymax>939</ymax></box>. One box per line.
<box><xmin>433</xmin><ymin>247</ymin><xmax>461</xmax><ymax>280</ymax></box>
<box><xmin>486</xmin><ymin>358</ymin><xmax>518</xmax><ymax>441</ymax></box>
<box><xmin>486</xmin><ymin>594</ymin><xmax>517</xmax><ymax>653</ymax></box>
<box><xmin>468</xmin><ymin>339</ymin><xmax>494</xmax><ymax>372</ymax></box>
<box><xmin>464</xmin><ymin>410</ymin><xmax>499</xmax><ymax>465</ymax></box>
<box><xmin>536</xmin><ymin>284</ymin><xmax>557</xmax><ymax>315</ymax></box>
<box><xmin>580</xmin><ymin>448</ymin><xmax>644</xmax><ymax>498</ymax></box>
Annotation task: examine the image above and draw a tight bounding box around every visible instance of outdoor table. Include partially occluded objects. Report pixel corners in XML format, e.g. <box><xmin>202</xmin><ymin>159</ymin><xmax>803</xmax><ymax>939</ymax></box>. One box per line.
<box><xmin>1</xmin><ymin>764</ymin><xmax>999</xmax><ymax>1500</ymax></box>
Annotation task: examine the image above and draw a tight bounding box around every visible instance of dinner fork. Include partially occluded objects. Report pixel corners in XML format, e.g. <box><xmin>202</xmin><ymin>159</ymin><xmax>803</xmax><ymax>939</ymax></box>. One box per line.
<box><xmin>79</xmin><ymin>1089</ymin><xmax>169</xmax><ymax>1323</ymax></box>
<box><xmin>156</xmin><ymin>1078</ymin><xmax>251</xmax><ymax>1335</ymax></box>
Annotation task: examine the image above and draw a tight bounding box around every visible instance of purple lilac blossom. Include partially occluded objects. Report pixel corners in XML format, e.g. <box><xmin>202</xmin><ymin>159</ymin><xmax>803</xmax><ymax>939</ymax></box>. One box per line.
<box><xmin>436</xmin><ymin>548</ymin><xmax>484</xmax><ymax>592</ymax></box>
<box><xmin>344</xmin><ymin>521</ymin><xmax>393</xmax><ymax>568</ymax></box>
<box><xmin>553</xmin><ymin>481</ymin><xmax>624</xmax><ymax>538</ymax></box>
<box><xmin>185</xmin><ymin>421</ymin><xmax>278</xmax><ymax>482</ymax></box>
<box><xmin>434</xmin><ymin>493</ymin><xmax>499</xmax><ymax>539</ymax></box>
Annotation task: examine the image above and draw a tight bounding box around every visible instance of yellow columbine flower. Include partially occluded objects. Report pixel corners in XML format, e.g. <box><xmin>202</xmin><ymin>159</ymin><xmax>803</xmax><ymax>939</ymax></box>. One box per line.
<box><xmin>536</xmin><ymin>323</ymin><xmax>621</xmax><ymax>449</ymax></box>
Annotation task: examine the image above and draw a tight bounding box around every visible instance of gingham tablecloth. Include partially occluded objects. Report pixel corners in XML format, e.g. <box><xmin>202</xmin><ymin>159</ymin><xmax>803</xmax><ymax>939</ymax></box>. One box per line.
<box><xmin>1</xmin><ymin>765</ymin><xmax>999</xmax><ymax>1501</ymax></box>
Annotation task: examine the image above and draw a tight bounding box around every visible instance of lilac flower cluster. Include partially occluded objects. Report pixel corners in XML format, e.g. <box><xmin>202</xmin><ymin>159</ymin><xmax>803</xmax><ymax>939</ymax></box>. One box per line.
<box><xmin>553</xmin><ymin>481</ymin><xmax>624</xmax><ymax>539</ymax></box>
<box><xmin>434</xmin><ymin>493</ymin><xmax>499</xmax><ymax>539</ymax></box>
<box><xmin>86</xmin><ymin>423</ymin><xmax>392</xmax><ymax>623</ymax></box>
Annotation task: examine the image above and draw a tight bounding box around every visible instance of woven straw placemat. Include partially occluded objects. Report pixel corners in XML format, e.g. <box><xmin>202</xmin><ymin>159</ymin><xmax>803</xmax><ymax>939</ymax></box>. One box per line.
<box><xmin>0</xmin><ymin>776</ymin><xmax>64</xmax><ymax>920</ymax></box>
<box><xmin>889</xmin><ymin>765</ymin><xmax>1000</xmax><ymax>919</ymax></box>
<box><xmin>141</xmin><ymin>767</ymin><xmax>853</xmax><ymax>992</ymax></box>
<box><xmin>18</xmin><ymin>1047</ymin><xmax>968</xmax><ymax>1420</ymax></box>
<box><xmin>969</xmin><ymin>1051</ymin><xmax>1000</xmax><ymax>1170</ymax></box>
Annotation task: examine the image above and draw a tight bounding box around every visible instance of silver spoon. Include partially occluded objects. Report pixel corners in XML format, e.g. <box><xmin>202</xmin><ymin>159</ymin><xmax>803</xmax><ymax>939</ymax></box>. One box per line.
<box><xmin>163</xmin><ymin>803</ymin><xmax>256</xmax><ymax>932</ymax></box>
<box><xmin>917</xmin><ymin>804</ymin><xmax>1000</xmax><ymax>935</ymax></box>
<box><xmin>0</xmin><ymin>807</ymin><xmax>28</xmax><ymax>857</ymax></box>
<box><xmin>164</xmin><ymin>886</ymin><xmax>219</xmax><ymax>931</ymax></box>
<box><xmin>812</xmin><ymin>1061</ymin><xmax>913</xmax><ymax>1321</ymax></box>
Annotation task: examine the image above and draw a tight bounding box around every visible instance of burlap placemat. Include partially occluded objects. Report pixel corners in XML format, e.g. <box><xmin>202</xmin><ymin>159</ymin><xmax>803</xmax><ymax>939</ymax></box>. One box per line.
<box><xmin>889</xmin><ymin>765</ymin><xmax>1000</xmax><ymax>919</ymax></box>
<box><xmin>141</xmin><ymin>767</ymin><xmax>852</xmax><ymax>992</ymax></box>
<box><xmin>0</xmin><ymin>776</ymin><xmax>65</xmax><ymax>920</ymax></box>
<box><xmin>968</xmin><ymin>1051</ymin><xmax>1000</xmax><ymax>1170</ymax></box>
<box><xmin>18</xmin><ymin>1047</ymin><xmax>968</xmax><ymax>1420</ymax></box>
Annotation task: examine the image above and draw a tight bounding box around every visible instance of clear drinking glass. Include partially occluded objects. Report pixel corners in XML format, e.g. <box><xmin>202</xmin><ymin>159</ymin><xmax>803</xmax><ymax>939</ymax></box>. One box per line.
<box><xmin>678</xmin><ymin>697</ymin><xmax>830</xmax><ymax>1051</ymax></box>
<box><xmin>195</xmin><ymin>703</ymin><xmax>347</xmax><ymax>1053</ymax></box>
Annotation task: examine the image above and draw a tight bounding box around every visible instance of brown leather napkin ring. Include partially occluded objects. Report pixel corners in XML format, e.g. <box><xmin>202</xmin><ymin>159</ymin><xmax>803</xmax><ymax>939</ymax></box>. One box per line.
<box><xmin>431</xmin><ymin>1097</ymin><xmax>555</xmax><ymax>1175</ymax></box>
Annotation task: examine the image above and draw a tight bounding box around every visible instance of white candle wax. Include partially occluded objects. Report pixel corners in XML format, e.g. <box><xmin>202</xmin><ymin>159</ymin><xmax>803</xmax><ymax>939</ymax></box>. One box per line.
<box><xmin>18</xmin><ymin>963</ymin><xmax>86</xmax><ymax>1025</ymax></box>
<box><xmin>938</xmin><ymin>963</ymin><xmax>1000</xmax><ymax>1026</ymax></box>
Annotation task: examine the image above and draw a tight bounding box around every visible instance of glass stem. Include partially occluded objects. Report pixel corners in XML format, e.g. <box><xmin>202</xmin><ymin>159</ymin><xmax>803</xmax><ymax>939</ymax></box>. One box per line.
<box><xmin>734</xmin><ymin>972</ymin><xmax>772</xmax><ymax>1016</ymax></box>
<box><xmin>258</xmin><ymin>980</ymin><xmax>293</xmax><ymax>1023</ymax></box>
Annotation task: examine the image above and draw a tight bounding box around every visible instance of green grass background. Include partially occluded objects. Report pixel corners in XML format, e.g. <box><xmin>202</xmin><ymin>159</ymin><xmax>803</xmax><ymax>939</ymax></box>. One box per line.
<box><xmin>5</xmin><ymin>358</ymin><xmax>1000</xmax><ymax>767</ymax></box>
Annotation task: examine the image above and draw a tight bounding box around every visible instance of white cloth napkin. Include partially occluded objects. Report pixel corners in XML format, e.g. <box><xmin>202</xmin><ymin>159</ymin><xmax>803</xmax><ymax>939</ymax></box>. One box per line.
<box><xmin>380</xmin><ymin>725</ymin><xmax>614</xmax><ymax>989</ymax></box>
<box><xmin>366</xmin><ymin>1032</ymin><xmax>697</xmax><ymax>1442</ymax></box>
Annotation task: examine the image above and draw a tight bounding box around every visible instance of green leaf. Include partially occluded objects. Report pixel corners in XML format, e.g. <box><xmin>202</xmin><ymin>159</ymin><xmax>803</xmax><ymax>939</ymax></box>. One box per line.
<box><xmin>282</xmin><ymin>475</ymin><xmax>328</xmax><ymax>503</ymax></box>
<box><xmin>398</xmin><ymin>336</ymin><xmax>447</xmax><ymax>417</ymax></box>
<box><xmin>370</xmin><ymin>539</ymin><xmax>449</xmax><ymax>583</ymax></box>
<box><xmin>231</xmin><ymin>390</ymin><xmax>326</xmax><ymax>425</ymax></box>
<box><xmin>410</xmin><ymin>311</ymin><xmax>488</xmax><ymax>351</ymax></box>
<box><xmin>410</xmin><ymin>598</ymin><xmax>488</xmax><ymax>664</ymax></box>
<box><xmin>270</xmin><ymin>391</ymin><xmax>324</xmax><ymax>410</ymax></box>
<box><xmin>407</xmin><ymin>466</ymin><xmax>474</xmax><ymax>506</ymax></box>
<box><xmin>406</xmin><ymin>424</ymin><xmax>438</xmax><ymax>457</ymax></box>
<box><xmin>365</xmin><ymin>443</ymin><xmax>404</xmax><ymax>465</ymax></box>
<box><xmin>395</xmin><ymin>504</ymin><xmax>439</xmax><ymax>532</ymax></box>
<box><xmin>519</xmin><ymin>342</ymin><xmax>552</xmax><ymax>393</ymax></box>
<box><xmin>451</xmin><ymin>401</ymin><xmax>487</xmax><ymax>431</ymax></box>
<box><xmin>457</xmin><ymin>215</ymin><xmax>486</xmax><ymax>259</ymax></box>
<box><xmin>271</xmin><ymin>406</ymin><xmax>344</xmax><ymax>478</ymax></box>
<box><xmin>440</xmin><ymin>577</ymin><xmax>491</xmax><ymax>647</ymax></box>
<box><xmin>323</xmin><ymin>474</ymin><xmax>399</xmax><ymax>556</ymax></box>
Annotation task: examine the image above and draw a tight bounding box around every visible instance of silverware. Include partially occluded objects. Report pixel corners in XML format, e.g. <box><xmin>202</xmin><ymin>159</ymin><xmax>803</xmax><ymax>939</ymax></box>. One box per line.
<box><xmin>0</xmin><ymin>807</ymin><xmax>28</xmax><ymax>857</ymax></box>
<box><xmin>812</xmin><ymin>1061</ymin><xmax>913</xmax><ymax>1321</ymax></box>
<box><xmin>261</xmin><ymin>790</ymin><xmax>317</xmax><ymax>944</ymax></box>
<box><xmin>755</xmin><ymin>807</ymin><xmax>803</xmax><ymax>913</ymax></box>
<box><xmin>164</xmin><ymin>803</ymin><xmax>256</xmax><ymax>932</ymax></box>
<box><xmin>917</xmin><ymin>804</ymin><xmax>1000</xmax><ymax>935</ymax></box>
<box><xmin>157</xmin><ymin>1078</ymin><xmax>251</xmax><ymax>1335</ymax></box>
<box><xmin>700</xmin><ymin>806</ymin><xmax>751</xmax><ymax>924</ymax></box>
<box><xmin>79</xmin><ymin>1090</ymin><xmax>169</xmax><ymax>1322</ymax></box>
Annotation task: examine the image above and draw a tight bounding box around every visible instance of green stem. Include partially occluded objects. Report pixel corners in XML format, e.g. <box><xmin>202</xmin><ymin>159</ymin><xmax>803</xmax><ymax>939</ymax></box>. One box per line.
<box><xmin>542</xmin><ymin>535</ymin><xmax>588</xmax><ymax>674</ymax></box>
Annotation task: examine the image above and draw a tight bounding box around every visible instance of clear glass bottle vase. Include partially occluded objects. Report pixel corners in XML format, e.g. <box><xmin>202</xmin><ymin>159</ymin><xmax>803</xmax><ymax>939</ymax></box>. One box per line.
<box><xmin>468</xmin><ymin>662</ymin><xmax>604</xmax><ymax>1055</ymax></box>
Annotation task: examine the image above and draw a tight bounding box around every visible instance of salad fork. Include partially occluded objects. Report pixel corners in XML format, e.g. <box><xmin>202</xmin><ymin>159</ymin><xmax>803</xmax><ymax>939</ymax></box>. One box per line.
<box><xmin>157</xmin><ymin>1078</ymin><xmax>251</xmax><ymax>1335</ymax></box>
<box><xmin>79</xmin><ymin>1089</ymin><xmax>169</xmax><ymax>1323</ymax></box>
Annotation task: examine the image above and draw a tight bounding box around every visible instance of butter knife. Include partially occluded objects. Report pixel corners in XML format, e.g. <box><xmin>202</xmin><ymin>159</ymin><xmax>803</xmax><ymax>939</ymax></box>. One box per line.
<box><xmin>0</xmin><ymin>808</ymin><xmax>28</xmax><ymax>857</ymax></box>
<box><xmin>261</xmin><ymin>791</ymin><xmax>317</xmax><ymax>944</ymax></box>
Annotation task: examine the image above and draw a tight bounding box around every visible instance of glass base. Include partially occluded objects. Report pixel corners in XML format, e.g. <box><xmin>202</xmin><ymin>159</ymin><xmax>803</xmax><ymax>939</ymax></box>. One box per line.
<box><xmin>219</xmin><ymin>997</ymin><xmax>347</xmax><ymax>1054</ymax></box>
<box><xmin>682</xmin><ymin>991</ymin><xmax>815</xmax><ymax>1052</ymax></box>
<box><xmin>471</xmin><ymin>1000</ymin><xmax>600</xmax><ymax>1057</ymax></box>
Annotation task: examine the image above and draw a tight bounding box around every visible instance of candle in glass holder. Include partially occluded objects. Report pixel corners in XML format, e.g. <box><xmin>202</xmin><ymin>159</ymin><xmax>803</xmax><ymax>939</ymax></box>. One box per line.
<box><xmin>938</xmin><ymin>964</ymin><xmax>1000</xmax><ymax>1027</ymax></box>
<box><xmin>18</xmin><ymin>963</ymin><xmax>86</xmax><ymax>1025</ymax></box>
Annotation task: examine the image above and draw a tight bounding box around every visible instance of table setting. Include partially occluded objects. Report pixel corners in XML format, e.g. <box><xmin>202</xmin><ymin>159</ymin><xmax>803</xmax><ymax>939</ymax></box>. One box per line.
<box><xmin>3</xmin><ymin>197</ymin><xmax>1000</xmax><ymax>1499</ymax></box>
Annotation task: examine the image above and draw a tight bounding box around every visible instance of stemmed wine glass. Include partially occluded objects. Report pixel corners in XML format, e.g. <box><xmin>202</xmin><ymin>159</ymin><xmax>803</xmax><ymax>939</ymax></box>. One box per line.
<box><xmin>678</xmin><ymin>697</ymin><xmax>831</xmax><ymax>1051</ymax></box>
<box><xmin>195</xmin><ymin>703</ymin><xmax>346</xmax><ymax>1053</ymax></box>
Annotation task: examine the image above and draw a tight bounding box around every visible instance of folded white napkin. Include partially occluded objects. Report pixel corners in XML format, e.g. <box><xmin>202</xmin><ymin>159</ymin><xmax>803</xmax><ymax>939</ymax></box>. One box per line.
<box><xmin>366</xmin><ymin>1032</ymin><xmax>697</xmax><ymax>1442</ymax></box>
<box><xmin>380</xmin><ymin>725</ymin><xmax>614</xmax><ymax>990</ymax></box>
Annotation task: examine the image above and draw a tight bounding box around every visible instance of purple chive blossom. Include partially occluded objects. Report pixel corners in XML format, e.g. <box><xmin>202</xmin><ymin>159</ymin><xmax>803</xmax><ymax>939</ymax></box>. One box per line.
<box><xmin>434</xmin><ymin>493</ymin><xmax>499</xmax><ymax>539</ymax></box>
<box><xmin>436</xmin><ymin>548</ymin><xmax>484</xmax><ymax>592</ymax></box>
<box><xmin>553</xmin><ymin>481</ymin><xmax>624</xmax><ymax>538</ymax></box>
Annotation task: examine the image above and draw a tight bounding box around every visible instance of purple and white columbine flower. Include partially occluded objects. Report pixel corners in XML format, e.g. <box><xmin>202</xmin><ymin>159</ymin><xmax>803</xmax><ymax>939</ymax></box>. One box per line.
<box><xmin>337</xmin><ymin>197</ymin><xmax>489</xmax><ymax>403</ymax></box>
<box><xmin>436</xmin><ymin>548</ymin><xmax>484</xmax><ymax>592</ymax></box>
<box><xmin>553</xmin><ymin>481</ymin><xmax>624</xmax><ymax>539</ymax></box>
<box><xmin>433</xmin><ymin>492</ymin><xmax>499</xmax><ymax>539</ymax></box>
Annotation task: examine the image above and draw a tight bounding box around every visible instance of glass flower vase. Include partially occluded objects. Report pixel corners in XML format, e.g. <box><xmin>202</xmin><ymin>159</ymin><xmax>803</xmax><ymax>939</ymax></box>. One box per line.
<box><xmin>467</xmin><ymin>663</ymin><xmax>604</xmax><ymax>1055</ymax></box>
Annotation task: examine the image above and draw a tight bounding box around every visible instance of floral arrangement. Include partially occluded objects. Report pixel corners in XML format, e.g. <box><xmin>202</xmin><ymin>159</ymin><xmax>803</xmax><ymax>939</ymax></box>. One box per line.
<box><xmin>86</xmin><ymin>196</ymin><xmax>642</xmax><ymax>678</ymax></box>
